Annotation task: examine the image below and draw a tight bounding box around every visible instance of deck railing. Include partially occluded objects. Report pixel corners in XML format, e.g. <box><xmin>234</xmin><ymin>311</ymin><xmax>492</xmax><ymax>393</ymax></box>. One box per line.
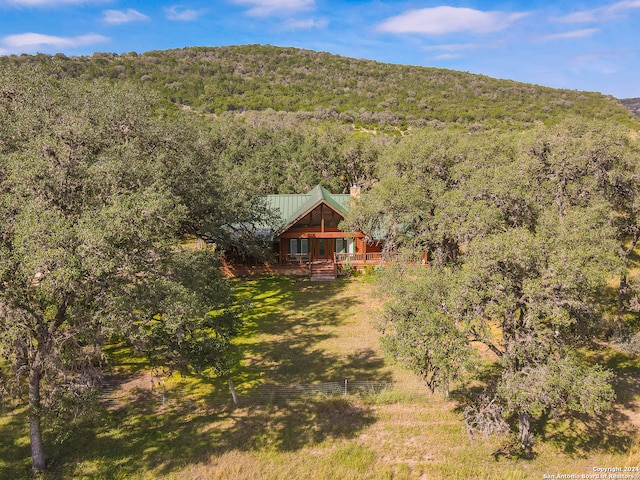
<box><xmin>334</xmin><ymin>252</ymin><xmax>399</xmax><ymax>264</ymax></box>
<box><xmin>279</xmin><ymin>253</ymin><xmax>310</xmax><ymax>264</ymax></box>
<box><xmin>271</xmin><ymin>252</ymin><xmax>423</xmax><ymax>265</ymax></box>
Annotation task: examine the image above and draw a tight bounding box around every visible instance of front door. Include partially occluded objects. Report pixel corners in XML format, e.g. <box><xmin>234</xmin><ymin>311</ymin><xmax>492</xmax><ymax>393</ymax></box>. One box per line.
<box><xmin>316</xmin><ymin>239</ymin><xmax>332</xmax><ymax>259</ymax></box>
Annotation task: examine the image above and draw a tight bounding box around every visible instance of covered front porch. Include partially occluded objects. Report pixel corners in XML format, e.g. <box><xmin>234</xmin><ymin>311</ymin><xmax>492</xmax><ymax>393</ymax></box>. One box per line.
<box><xmin>275</xmin><ymin>233</ymin><xmax>386</xmax><ymax>280</ymax></box>
<box><xmin>275</xmin><ymin>232</ymin><xmax>367</xmax><ymax>265</ymax></box>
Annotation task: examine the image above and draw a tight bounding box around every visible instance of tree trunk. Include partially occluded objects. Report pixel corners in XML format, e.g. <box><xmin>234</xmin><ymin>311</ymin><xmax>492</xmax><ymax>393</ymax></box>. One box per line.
<box><xmin>28</xmin><ymin>363</ymin><xmax>46</xmax><ymax>473</ymax></box>
<box><xmin>619</xmin><ymin>230</ymin><xmax>640</xmax><ymax>312</ymax></box>
<box><xmin>518</xmin><ymin>411</ymin><xmax>533</xmax><ymax>452</ymax></box>
<box><xmin>228</xmin><ymin>378</ymin><xmax>238</xmax><ymax>405</ymax></box>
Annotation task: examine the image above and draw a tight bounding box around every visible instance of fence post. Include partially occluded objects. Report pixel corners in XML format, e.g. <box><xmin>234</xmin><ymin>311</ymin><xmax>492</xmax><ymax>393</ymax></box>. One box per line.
<box><xmin>344</xmin><ymin>378</ymin><xmax>348</xmax><ymax>396</ymax></box>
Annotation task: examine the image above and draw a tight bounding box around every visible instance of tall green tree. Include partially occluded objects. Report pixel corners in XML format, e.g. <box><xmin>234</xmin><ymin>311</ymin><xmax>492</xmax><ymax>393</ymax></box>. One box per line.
<box><xmin>0</xmin><ymin>68</ymin><xmax>242</xmax><ymax>472</ymax></box>
<box><xmin>367</xmin><ymin>122</ymin><xmax>630</xmax><ymax>452</ymax></box>
<box><xmin>377</xmin><ymin>265</ymin><xmax>473</xmax><ymax>399</ymax></box>
<box><xmin>527</xmin><ymin>118</ymin><xmax>640</xmax><ymax>307</ymax></box>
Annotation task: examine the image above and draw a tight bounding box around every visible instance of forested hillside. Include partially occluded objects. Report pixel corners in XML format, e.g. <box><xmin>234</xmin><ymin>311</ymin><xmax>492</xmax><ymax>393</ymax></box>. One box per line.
<box><xmin>1</xmin><ymin>45</ymin><xmax>636</xmax><ymax>130</ymax></box>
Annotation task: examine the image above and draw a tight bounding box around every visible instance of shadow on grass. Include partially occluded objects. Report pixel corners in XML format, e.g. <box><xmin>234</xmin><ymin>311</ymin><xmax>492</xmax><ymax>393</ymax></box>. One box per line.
<box><xmin>450</xmin><ymin>357</ymin><xmax>639</xmax><ymax>460</ymax></box>
<box><xmin>33</xmin><ymin>275</ymin><xmax>383</xmax><ymax>478</ymax></box>
<box><xmin>221</xmin><ymin>398</ymin><xmax>375</xmax><ymax>454</ymax></box>
<box><xmin>43</xmin><ymin>387</ymin><xmax>376</xmax><ymax>479</ymax></box>
<box><xmin>544</xmin><ymin>349</ymin><xmax>640</xmax><ymax>457</ymax></box>
<box><xmin>232</xmin><ymin>276</ymin><xmax>392</xmax><ymax>386</ymax></box>
<box><xmin>543</xmin><ymin>409</ymin><xmax>636</xmax><ymax>457</ymax></box>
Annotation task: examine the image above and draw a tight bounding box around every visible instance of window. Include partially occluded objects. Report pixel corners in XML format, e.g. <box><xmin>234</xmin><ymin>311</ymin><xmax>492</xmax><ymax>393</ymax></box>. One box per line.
<box><xmin>289</xmin><ymin>238</ymin><xmax>309</xmax><ymax>261</ymax></box>
<box><xmin>325</xmin><ymin>209</ymin><xmax>343</xmax><ymax>228</ymax></box>
<box><xmin>335</xmin><ymin>238</ymin><xmax>345</xmax><ymax>253</ymax></box>
<box><xmin>293</xmin><ymin>204</ymin><xmax>344</xmax><ymax>229</ymax></box>
<box><xmin>346</xmin><ymin>238</ymin><xmax>355</xmax><ymax>253</ymax></box>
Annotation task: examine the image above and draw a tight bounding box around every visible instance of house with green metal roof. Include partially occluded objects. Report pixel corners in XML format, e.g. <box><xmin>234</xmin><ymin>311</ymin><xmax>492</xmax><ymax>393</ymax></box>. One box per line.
<box><xmin>224</xmin><ymin>184</ymin><xmax>384</xmax><ymax>280</ymax></box>
<box><xmin>264</xmin><ymin>185</ymin><xmax>352</xmax><ymax>234</ymax></box>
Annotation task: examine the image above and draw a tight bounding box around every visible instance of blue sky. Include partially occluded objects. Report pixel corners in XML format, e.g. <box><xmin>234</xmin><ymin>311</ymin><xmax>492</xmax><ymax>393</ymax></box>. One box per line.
<box><xmin>1</xmin><ymin>0</ymin><xmax>639</xmax><ymax>98</ymax></box>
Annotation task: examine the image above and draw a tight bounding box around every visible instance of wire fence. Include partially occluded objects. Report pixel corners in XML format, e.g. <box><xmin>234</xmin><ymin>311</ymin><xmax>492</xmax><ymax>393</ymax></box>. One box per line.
<box><xmin>99</xmin><ymin>377</ymin><xmax>429</xmax><ymax>409</ymax></box>
<box><xmin>238</xmin><ymin>380</ymin><xmax>395</xmax><ymax>405</ymax></box>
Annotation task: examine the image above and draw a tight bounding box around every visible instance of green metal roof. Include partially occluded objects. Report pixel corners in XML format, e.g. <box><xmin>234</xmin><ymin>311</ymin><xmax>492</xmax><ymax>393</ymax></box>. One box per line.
<box><xmin>264</xmin><ymin>185</ymin><xmax>352</xmax><ymax>233</ymax></box>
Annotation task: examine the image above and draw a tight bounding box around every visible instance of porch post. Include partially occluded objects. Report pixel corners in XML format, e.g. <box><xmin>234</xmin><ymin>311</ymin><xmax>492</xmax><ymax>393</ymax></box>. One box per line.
<box><xmin>280</xmin><ymin>240</ymin><xmax>286</xmax><ymax>265</ymax></box>
<box><xmin>363</xmin><ymin>238</ymin><xmax>367</xmax><ymax>264</ymax></box>
<box><xmin>310</xmin><ymin>237</ymin><xmax>314</xmax><ymax>263</ymax></box>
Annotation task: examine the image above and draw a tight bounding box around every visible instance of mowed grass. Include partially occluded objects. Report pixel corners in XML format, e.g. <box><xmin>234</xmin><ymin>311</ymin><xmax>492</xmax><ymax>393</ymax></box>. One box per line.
<box><xmin>1</xmin><ymin>275</ymin><xmax>640</xmax><ymax>479</ymax></box>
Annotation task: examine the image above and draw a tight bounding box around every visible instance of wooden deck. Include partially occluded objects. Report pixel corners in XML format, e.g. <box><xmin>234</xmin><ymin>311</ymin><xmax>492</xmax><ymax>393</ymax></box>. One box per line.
<box><xmin>221</xmin><ymin>252</ymin><xmax>425</xmax><ymax>279</ymax></box>
<box><xmin>334</xmin><ymin>252</ymin><xmax>396</xmax><ymax>265</ymax></box>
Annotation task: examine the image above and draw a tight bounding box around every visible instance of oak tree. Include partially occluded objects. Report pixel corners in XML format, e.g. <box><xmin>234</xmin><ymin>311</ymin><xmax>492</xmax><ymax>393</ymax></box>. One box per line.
<box><xmin>0</xmin><ymin>68</ymin><xmax>242</xmax><ymax>472</ymax></box>
<box><xmin>367</xmin><ymin>122</ymin><xmax>629</xmax><ymax>452</ymax></box>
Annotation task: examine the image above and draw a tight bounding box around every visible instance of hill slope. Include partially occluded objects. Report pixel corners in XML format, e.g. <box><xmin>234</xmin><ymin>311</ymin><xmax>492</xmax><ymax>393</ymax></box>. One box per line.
<box><xmin>2</xmin><ymin>45</ymin><xmax>636</xmax><ymax>130</ymax></box>
<box><xmin>621</xmin><ymin>98</ymin><xmax>640</xmax><ymax>119</ymax></box>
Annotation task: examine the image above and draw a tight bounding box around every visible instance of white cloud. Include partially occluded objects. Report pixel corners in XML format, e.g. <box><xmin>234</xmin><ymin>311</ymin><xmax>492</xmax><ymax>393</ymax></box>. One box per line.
<box><xmin>423</xmin><ymin>43</ymin><xmax>481</xmax><ymax>60</ymax></box>
<box><xmin>422</xmin><ymin>43</ymin><xmax>477</xmax><ymax>52</ymax></box>
<box><xmin>164</xmin><ymin>5</ymin><xmax>203</xmax><ymax>21</ymax></box>
<box><xmin>542</xmin><ymin>28</ymin><xmax>599</xmax><ymax>41</ymax></box>
<box><xmin>572</xmin><ymin>49</ymin><xmax>631</xmax><ymax>62</ymax></box>
<box><xmin>567</xmin><ymin>51</ymin><xmax>628</xmax><ymax>76</ymax></box>
<box><xmin>233</xmin><ymin>0</ymin><xmax>314</xmax><ymax>17</ymax></box>
<box><xmin>282</xmin><ymin>17</ymin><xmax>328</xmax><ymax>30</ymax></box>
<box><xmin>103</xmin><ymin>8</ymin><xmax>149</xmax><ymax>25</ymax></box>
<box><xmin>0</xmin><ymin>32</ymin><xmax>108</xmax><ymax>52</ymax></box>
<box><xmin>434</xmin><ymin>53</ymin><xmax>463</xmax><ymax>60</ymax></box>
<box><xmin>557</xmin><ymin>0</ymin><xmax>640</xmax><ymax>23</ymax></box>
<box><xmin>377</xmin><ymin>6</ymin><xmax>528</xmax><ymax>36</ymax></box>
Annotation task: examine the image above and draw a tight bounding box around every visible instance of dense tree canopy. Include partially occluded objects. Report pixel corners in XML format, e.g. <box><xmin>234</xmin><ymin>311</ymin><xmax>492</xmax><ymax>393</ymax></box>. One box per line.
<box><xmin>0</xmin><ymin>68</ymin><xmax>248</xmax><ymax>472</ymax></box>
<box><xmin>353</xmin><ymin>118</ymin><xmax>640</xmax><ymax>452</ymax></box>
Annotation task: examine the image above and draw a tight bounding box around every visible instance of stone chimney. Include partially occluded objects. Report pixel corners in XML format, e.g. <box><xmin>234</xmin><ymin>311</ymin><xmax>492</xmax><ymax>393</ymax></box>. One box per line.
<box><xmin>350</xmin><ymin>184</ymin><xmax>361</xmax><ymax>198</ymax></box>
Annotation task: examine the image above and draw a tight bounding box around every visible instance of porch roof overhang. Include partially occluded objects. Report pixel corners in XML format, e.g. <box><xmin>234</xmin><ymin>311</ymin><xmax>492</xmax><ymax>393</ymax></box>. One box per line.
<box><xmin>278</xmin><ymin>231</ymin><xmax>364</xmax><ymax>239</ymax></box>
<box><xmin>266</xmin><ymin>185</ymin><xmax>352</xmax><ymax>236</ymax></box>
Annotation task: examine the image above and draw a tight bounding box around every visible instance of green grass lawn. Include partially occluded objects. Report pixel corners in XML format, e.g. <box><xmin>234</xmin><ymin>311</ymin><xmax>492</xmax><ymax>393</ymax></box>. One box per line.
<box><xmin>1</xmin><ymin>275</ymin><xmax>640</xmax><ymax>479</ymax></box>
